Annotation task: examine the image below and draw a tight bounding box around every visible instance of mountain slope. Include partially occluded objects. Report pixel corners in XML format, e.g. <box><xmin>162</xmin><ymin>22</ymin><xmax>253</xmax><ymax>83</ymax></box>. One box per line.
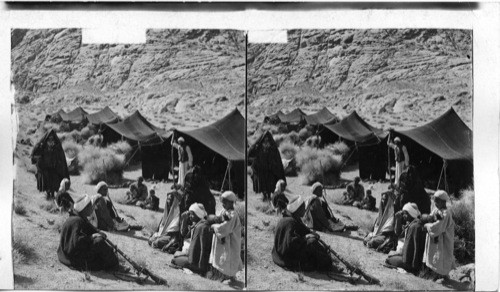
<box><xmin>247</xmin><ymin>29</ymin><xmax>472</xmax><ymax>131</ymax></box>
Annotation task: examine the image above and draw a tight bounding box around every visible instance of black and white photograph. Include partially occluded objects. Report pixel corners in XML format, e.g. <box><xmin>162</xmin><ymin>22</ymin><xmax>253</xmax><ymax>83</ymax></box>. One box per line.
<box><xmin>246</xmin><ymin>29</ymin><xmax>474</xmax><ymax>290</ymax></box>
<box><xmin>11</xmin><ymin>28</ymin><xmax>246</xmax><ymax>289</ymax></box>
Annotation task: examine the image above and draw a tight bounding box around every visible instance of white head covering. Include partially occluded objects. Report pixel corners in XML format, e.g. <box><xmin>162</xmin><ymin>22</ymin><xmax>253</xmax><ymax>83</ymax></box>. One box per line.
<box><xmin>74</xmin><ymin>194</ymin><xmax>92</xmax><ymax>213</ymax></box>
<box><xmin>177</xmin><ymin>137</ymin><xmax>185</xmax><ymax>143</ymax></box>
<box><xmin>221</xmin><ymin>191</ymin><xmax>237</xmax><ymax>202</ymax></box>
<box><xmin>275</xmin><ymin>180</ymin><xmax>286</xmax><ymax>193</ymax></box>
<box><xmin>434</xmin><ymin>190</ymin><xmax>449</xmax><ymax>201</ymax></box>
<box><xmin>311</xmin><ymin>182</ymin><xmax>323</xmax><ymax>194</ymax></box>
<box><xmin>287</xmin><ymin>195</ymin><xmax>304</xmax><ymax>214</ymax></box>
<box><xmin>394</xmin><ymin>137</ymin><xmax>401</xmax><ymax>143</ymax></box>
<box><xmin>59</xmin><ymin>178</ymin><xmax>71</xmax><ymax>192</ymax></box>
<box><xmin>95</xmin><ymin>181</ymin><xmax>108</xmax><ymax>193</ymax></box>
<box><xmin>402</xmin><ymin>202</ymin><xmax>421</xmax><ymax>219</ymax></box>
<box><xmin>189</xmin><ymin>203</ymin><xmax>207</xmax><ymax>219</ymax></box>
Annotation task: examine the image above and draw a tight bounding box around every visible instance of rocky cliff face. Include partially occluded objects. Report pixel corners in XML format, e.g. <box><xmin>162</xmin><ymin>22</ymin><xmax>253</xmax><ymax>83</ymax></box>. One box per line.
<box><xmin>12</xmin><ymin>28</ymin><xmax>245</xmax><ymax>127</ymax></box>
<box><xmin>248</xmin><ymin>29</ymin><xmax>472</xmax><ymax>130</ymax></box>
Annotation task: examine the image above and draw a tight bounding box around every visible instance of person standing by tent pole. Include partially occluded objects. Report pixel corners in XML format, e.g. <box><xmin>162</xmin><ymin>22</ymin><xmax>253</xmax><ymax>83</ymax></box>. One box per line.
<box><xmin>387</xmin><ymin>135</ymin><xmax>409</xmax><ymax>187</ymax></box>
<box><xmin>171</xmin><ymin>134</ymin><xmax>193</xmax><ymax>187</ymax></box>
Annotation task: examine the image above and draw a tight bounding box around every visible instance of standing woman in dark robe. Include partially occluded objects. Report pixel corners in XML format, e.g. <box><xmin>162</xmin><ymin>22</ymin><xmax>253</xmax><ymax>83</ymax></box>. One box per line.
<box><xmin>249</xmin><ymin>131</ymin><xmax>286</xmax><ymax>201</ymax></box>
<box><xmin>31</xmin><ymin>129</ymin><xmax>69</xmax><ymax>200</ymax></box>
<box><xmin>398</xmin><ymin>165</ymin><xmax>431</xmax><ymax>215</ymax></box>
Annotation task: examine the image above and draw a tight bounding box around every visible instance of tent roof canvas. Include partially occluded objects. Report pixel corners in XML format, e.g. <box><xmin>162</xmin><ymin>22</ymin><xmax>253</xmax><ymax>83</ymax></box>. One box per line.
<box><xmin>265</xmin><ymin>110</ymin><xmax>286</xmax><ymax>121</ymax></box>
<box><xmin>396</xmin><ymin>108</ymin><xmax>472</xmax><ymax>161</ymax></box>
<box><xmin>59</xmin><ymin>107</ymin><xmax>88</xmax><ymax>123</ymax></box>
<box><xmin>177</xmin><ymin>108</ymin><xmax>245</xmax><ymax>161</ymax></box>
<box><xmin>305</xmin><ymin>107</ymin><xmax>337</xmax><ymax>125</ymax></box>
<box><xmin>87</xmin><ymin>106</ymin><xmax>120</xmax><ymax>125</ymax></box>
<box><xmin>324</xmin><ymin>111</ymin><xmax>387</xmax><ymax>144</ymax></box>
<box><xmin>280</xmin><ymin>108</ymin><xmax>306</xmax><ymax>124</ymax></box>
<box><xmin>106</xmin><ymin>110</ymin><xmax>167</xmax><ymax>142</ymax></box>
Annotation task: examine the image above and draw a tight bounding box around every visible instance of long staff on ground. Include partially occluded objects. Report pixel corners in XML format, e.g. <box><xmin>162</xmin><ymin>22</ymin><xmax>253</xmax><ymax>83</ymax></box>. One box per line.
<box><xmin>316</xmin><ymin>236</ymin><xmax>381</xmax><ymax>285</ymax></box>
<box><xmin>81</xmin><ymin>216</ymin><xmax>169</xmax><ymax>286</ymax></box>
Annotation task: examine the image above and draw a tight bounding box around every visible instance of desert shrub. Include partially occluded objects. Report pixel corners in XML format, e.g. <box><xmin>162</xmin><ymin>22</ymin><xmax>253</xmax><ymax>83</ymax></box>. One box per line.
<box><xmin>304</xmin><ymin>135</ymin><xmax>321</xmax><ymax>148</ymax></box>
<box><xmin>13</xmin><ymin>200</ymin><xmax>27</xmax><ymax>216</ymax></box>
<box><xmin>78</xmin><ymin>145</ymin><xmax>126</xmax><ymax>184</ymax></box>
<box><xmin>39</xmin><ymin>200</ymin><xmax>59</xmax><ymax>214</ymax></box>
<box><xmin>298</xmin><ymin>127</ymin><xmax>313</xmax><ymax>141</ymax></box>
<box><xmin>296</xmin><ymin>146</ymin><xmax>343</xmax><ymax>185</ymax></box>
<box><xmin>286</xmin><ymin>131</ymin><xmax>300</xmax><ymax>144</ymax></box>
<box><xmin>86</xmin><ymin>134</ymin><xmax>103</xmax><ymax>147</ymax></box>
<box><xmin>326</xmin><ymin>141</ymin><xmax>350</xmax><ymax>158</ymax></box>
<box><xmin>279</xmin><ymin>141</ymin><xmax>299</xmax><ymax>160</ymax></box>
<box><xmin>62</xmin><ymin>140</ymin><xmax>82</xmax><ymax>159</ymax></box>
<box><xmin>79</xmin><ymin>126</ymin><xmax>95</xmax><ymax>141</ymax></box>
<box><xmin>451</xmin><ymin>187</ymin><xmax>474</xmax><ymax>264</ymax></box>
<box><xmin>261</xmin><ymin>124</ymin><xmax>280</xmax><ymax>134</ymax></box>
<box><xmin>255</xmin><ymin>201</ymin><xmax>275</xmax><ymax>215</ymax></box>
<box><xmin>42</xmin><ymin>122</ymin><xmax>61</xmax><ymax>134</ymax></box>
<box><xmin>12</xmin><ymin>233</ymin><xmax>37</xmax><ymax>264</ymax></box>
<box><xmin>108</xmin><ymin>141</ymin><xmax>133</xmax><ymax>160</ymax></box>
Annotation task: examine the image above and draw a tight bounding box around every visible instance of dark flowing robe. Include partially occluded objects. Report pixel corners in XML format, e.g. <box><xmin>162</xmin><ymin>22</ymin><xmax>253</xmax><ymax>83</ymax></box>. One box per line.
<box><xmin>188</xmin><ymin>219</ymin><xmax>213</xmax><ymax>274</ymax></box>
<box><xmin>272</xmin><ymin>214</ymin><xmax>332</xmax><ymax>272</ymax></box>
<box><xmin>249</xmin><ymin>131</ymin><xmax>286</xmax><ymax>194</ymax></box>
<box><xmin>31</xmin><ymin>130</ymin><xmax>69</xmax><ymax>193</ymax></box>
<box><xmin>304</xmin><ymin>196</ymin><xmax>332</xmax><ymax>232</ymax></box>
<box><xmin>57</xmin><ymin>215</ymin><xmax>118</xmax><ymax>271</ymax></box>
<box><xmin>183</xmin><ymin>167</ymin><xmax>216</xmax><ymax>215</ymax></box>
<box><xmin>92</xmin><ymin>195</ymin><xmax>118</xmax><ymax>231</ymax></box>
<box><xmin>402</xmin><ymin>219</ymin><xmax>426</xmax><ymax>273</ymax></box>
<box><xmin>398</xmin><ymin>166</ymin><xmax>431</xmax><ymax>214</ymax></box>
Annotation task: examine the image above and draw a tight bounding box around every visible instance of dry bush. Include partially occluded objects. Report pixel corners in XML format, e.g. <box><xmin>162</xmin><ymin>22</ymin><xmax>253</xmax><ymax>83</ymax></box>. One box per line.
<box><xmin>451</xmin><ymin>187</ymin><xmax>475</xmax><ymax>264</ymax></box>
<box><xmin>108</xmin><ymin>141</ymin><xmax>133</xmax><ymax>160</ymax></box>
<box><xmin>279</xmin><ymin>141</ymin><xmax>299</xmax><ymax>160</ymax></box>
<box><xmin>39</xmin><ymin>200</ymin><xmax>59</xmax><ymax>214</ymax></box>
<box><xmin>78</xmin><ymin>145</ymin><xmax>126</xmax><ymax>184</ymax></box>
<box><xmin>42</xmin><ymin>122</ymin><xmax>61</xmax><ymax>134</ymax></box>
<box><xmin>79</xmin><ymin>126</ymin><xmax>95</xmax><ymax>141</ymax></box>
<box><xmin>326</xmin><ymin>141</ymin><xmax>350</xmax><ymax>158</ymax></box>
<box><xmin>298</xmin><ymin>127</ymin><xmax>313</xmax><ymax>141</ymax></box>
<box><xmin>62</xmin><ymin>140</ymin><xmax>82</xmax><ymax>159</ymax></box>
<box><xmin>254</xmin><ymin>201</ymin><xmax>274</xmax><ymax>215</ymax></box>
<box><xmin>296</xmin><ymin>146</ymin><xmax>343</xmax><ymax>185</ymax></box>
<box><xmin>13</xmin><ymin>200</ymin><xmax>27</xmax><ymax>216</ymax></box>
<box><xmin>12</xmin><ymin>233</ymin><xmax>37</xmax><ymax>264</ymax></box>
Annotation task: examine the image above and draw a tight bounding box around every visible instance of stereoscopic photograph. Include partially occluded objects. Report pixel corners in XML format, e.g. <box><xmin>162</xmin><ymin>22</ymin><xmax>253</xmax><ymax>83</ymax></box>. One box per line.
<box><xmin>12</xmin><ymin>28</ymin><xmax>245</xmax><ymax>290</ymax></box>
<box><xmin>246</xmin><ymin>29</ymin><xmax>473</xmax><ymax>290</ymax></box>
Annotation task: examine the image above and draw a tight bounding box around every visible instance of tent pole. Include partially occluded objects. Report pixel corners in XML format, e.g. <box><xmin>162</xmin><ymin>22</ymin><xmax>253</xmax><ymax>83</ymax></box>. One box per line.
<box><xmin>125</xmin><ymin>145</ymin><xmax>140</xmax><ymax>168</ymax></box>
<box><xmin>228</xmin><ymin>160</ymin><xmax>232</xmax><ymax>191</ymax></box>
<box><xmin>221</xmin><ymin>160</ymin><xmax>230</xmax><ymax>192</ymax></box>
<box><xmin>437</xmin><ymin>160</ymin><xmax>445</xmax><ymax>191</ymax></box>
<box><xmin>444</xmin><ymin>159</ymin><xmax>449</xmax><ymax>193</ymax></box>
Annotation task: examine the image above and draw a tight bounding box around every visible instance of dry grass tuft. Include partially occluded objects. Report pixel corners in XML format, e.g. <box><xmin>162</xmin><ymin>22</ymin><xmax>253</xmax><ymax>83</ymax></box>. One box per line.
<box><xmin>13</xmin><ymin>200</ymin><xmax>27</xmax><ymax>216</ymax></box>
<box><xmin>254</xmin><ymin>201</ymin><xmax>275</xmax><ymax>215</ymax></box>
<box><xmin>450</xmin><ymin>187</ymin><xmax>475</xmax><ymax>264</ymax></box>
<box><xmin>296</xmin><ymin>146</ymin><xmax>343</xmax><ymax>185</ymax></box>
<box><xmin>326</xmin><ymin>142</ymin><xmax>350</xmax><ymax>158</ymax></box>
<box><xmin>298</xmin><ymin>127</ymin><xmax>313</xmax><ymax>141</ymax></box>
<box><xmin>279</xmin><ymin>141</ymin><xmax>299</xmax><ymax>160</ymax></box>
<box><xmin>12</xmin><ymin>233</ymin><xmax>37</xmax><ymax>264</ymax></box>
<box><xmin>108</xmin><ymin>141</ymin><xmax>133</xmax><ymax>160</ymax></box>
<box><xmin>39</xmin><ymin>200</ymin><xmax>59</xmax><ymax>214</ymax></box>
<box><xmin>78</xmin><ymin>145</ymin><xmax>126</xmax><ymax>184</ymax></box>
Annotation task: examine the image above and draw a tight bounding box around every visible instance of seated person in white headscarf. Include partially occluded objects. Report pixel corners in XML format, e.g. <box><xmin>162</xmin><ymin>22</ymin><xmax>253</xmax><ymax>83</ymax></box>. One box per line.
<box><xmin>385</xmin><ymin>202</ymin><xmax>426</xmax><ymax>274</ymax></box>
<box><xmin>272</xmin><ymin>194</ymin><xmax>341</xmax><ymax>272</ymax></box>
<box><xmin>271</xmin><ymin>180</ymin><xmax>288</xmax><ymax>216</ymax></box>
<box><xmin>57</xmin><ymin>194</ymin><xmax>119</xmax><ymax>271</ymax></box>
<box><xmin>171</xmin><ymin>203</ymin><xmax>213</xmax><ymax>276</ymax></box>
<box><xmin>92</xmin><ymin>181</ymin><xmax>129</xmax><ymax>232</ymax></box>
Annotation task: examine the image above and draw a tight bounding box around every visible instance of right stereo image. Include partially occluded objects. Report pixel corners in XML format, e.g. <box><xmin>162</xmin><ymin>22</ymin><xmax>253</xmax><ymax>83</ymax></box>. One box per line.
<box><xmin>246</xmin><ymin>29</ymin><xmax>473</xmax><ymax>291</ymax></box>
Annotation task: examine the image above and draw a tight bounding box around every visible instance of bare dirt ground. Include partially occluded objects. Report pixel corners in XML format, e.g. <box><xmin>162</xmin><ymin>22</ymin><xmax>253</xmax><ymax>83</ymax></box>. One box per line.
<box><xmin>246</xmin><ymin>166</ymin><xmax>472</xmax><ymax>291</ymax></box>
<box><xmin>12</xmin><ymin>105</ymin><xmax>245</xmax><ymax>290</ymax></box>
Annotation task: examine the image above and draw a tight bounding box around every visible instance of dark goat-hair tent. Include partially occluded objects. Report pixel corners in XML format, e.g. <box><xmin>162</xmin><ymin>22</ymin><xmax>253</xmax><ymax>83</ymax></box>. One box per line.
<box><xmin>323</xmin><ymin>111</ymin><xmax>388</xmax><ymax>180</ymax></box>
<box><xmin>393</xmin><ymin>107</ymin><xmax>473</xmax><ymax>195</ymax></box>
<box><xmin>104</xmin><ymin>110</ymin><xmax>170</xmax><ymax>181</ymax></box>
<box><xmin>59</xmin><ymin>107</ymin><xmax>88</xmax><ymax>123</ymax></box>
<box><xmin>305</xmin><ymin>107</ymin><xmax>338</xmax><ymax>125</ymax></box>
<box><xmin>173</xmin><ymin>108</ymin><xmax>245</xmax><ymax>197</ymax></box>
<box><xmin>280</xmin><ymin>108</ymin><xmax>307</xmax><ymax>124</ymax></box>
<box><xmin>87</xmin><ymin>106</ymin><xmax>120</xmax><ymax>125</ymax></box>
<box><xmin>263</xmin><ymin>110</ymin><xmax>286</xmax><ymax>124</ymax></box>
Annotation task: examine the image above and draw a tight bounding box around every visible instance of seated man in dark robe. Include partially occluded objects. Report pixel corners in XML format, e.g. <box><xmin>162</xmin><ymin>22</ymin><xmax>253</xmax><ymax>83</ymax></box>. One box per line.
<box><xmin>272</xmin><ymin>195</ymin><xmax>337</xmax><ymax>272</ymax></box>
<box><xmin>385</xmin><ymin>202</ymin><xmax>426</xmax><ymax>274</ymax></box>
<box><xmin>171</xmin><ymin>203</ymin><xmax>213</xmax><ymax>276</ymax></box>
<box><xmin>92</xmin><ymin>181</ymin><xmax>129</xmax><ymax>232</ymax></box>
<box><xmin>303</xmin><ymin>182</ymin><xmax>344</xmax><ymax>232</ymax></box>
<box><xmin>57</xmin><ymin>194</ymin><xmax>119</xmax><ymax>271</ymax></box>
